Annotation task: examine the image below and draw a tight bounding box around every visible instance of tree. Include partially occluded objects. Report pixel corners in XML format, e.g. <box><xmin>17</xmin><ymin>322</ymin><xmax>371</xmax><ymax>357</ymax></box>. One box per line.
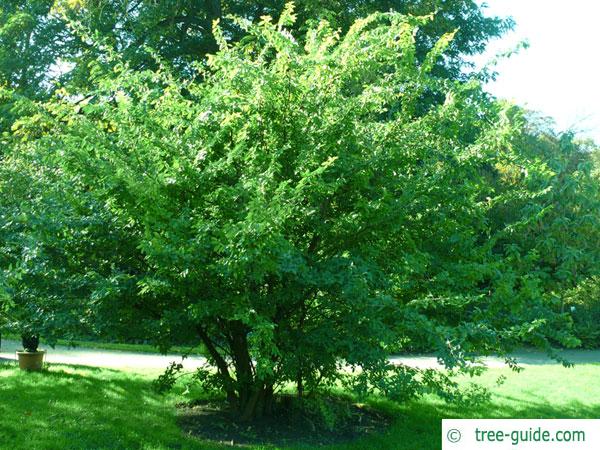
<box><xmin>4</xmin><ymin>7</ymin><xmax>575</xmax><ymax>420</ymax></box>
<box><xmin>0</xmin><ymin>0</ymin><xmax>73</xmax><ymax>97</ymax></box>
<box><xmin>1</xmin><ymin>1</ymin><xmax>509</xmax><ymax>130</ymax></box>
<box><xmin>0</xmin><ymin>1</ymin><xmax>77</xmax><ymax>133</ymax></box>
<box><xmin>0</xmin><ymin>108</ymin><xmax>148</xmax><ymax>342</ymax></box>
<box><xmin>48</xmin><ymin>0</ymin><xmax>509</xmax><ymax>86</ymax></box>
<box><xmin>487</xmin><ymin>114</ymin><xmax>600</xmax><ymax>345</ymax></box>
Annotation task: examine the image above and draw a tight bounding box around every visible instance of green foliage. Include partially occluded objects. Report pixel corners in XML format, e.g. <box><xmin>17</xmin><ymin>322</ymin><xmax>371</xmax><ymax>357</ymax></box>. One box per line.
<box><xmin>292</xmin><ymin>395</ymin><xmax>353</xmax><ymax>432</ymax></box>
<box><xmin>153</xmin><ymin>361</ymin><xmax>185</xmax><ymax>394</ymax></box>
<box><xmin>3</xmin><ymin>5</ymin><xmax>594</xmax><ymax>420</ymax></box>
<box><xmin>50</xmin><ymin>0</ymin><xmax>507</xmax><ymax>85</ymax></box>
<box><xmin>564</xmin><ymin>277</ymin><xmax>600</xmax><ymax>349</ymax></box>
<box><xmin>0</xmin><ymin>131</ymin><xmax>148</xmax><ymax>343</ymax></box>
<box><xmin>0</xmin><ymin>0</ymin><xmax>71</xmax><ymax>97</ymax></box>
<box><xmin>0</xmin><ymin>0</ymin><xmax>508</xmax><ymax>107</ymax></box>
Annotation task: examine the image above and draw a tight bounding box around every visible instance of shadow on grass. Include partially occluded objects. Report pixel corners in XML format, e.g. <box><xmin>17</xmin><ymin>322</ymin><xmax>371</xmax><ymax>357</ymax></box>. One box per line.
<box><xmin>0</xmin><ymin>364</ymin><xmax>221</xmax><ymax>450</ymax></box>
<box><xmin>1</xmin><ymin>363</ymin><xmax>599</xmax><ymax>450</ymax></box>
<box><xmin>345</xmin><ymin>394</ymin><xmax>600</xmax><ymax>450</ymax></box>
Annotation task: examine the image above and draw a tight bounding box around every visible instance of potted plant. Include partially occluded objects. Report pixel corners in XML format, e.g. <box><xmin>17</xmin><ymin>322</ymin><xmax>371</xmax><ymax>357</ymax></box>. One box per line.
<box><xmin>17</xmin><ymin>332</ymin><xmax>45</xmax><ymax>371</ymax></box>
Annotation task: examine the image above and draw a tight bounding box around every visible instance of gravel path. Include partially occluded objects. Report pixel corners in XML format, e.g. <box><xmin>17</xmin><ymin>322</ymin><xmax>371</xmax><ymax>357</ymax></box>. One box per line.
<box><xmin>1</xmin><ymin>339</ymin><xmax>599</xmax><ymax>371</ymax></box>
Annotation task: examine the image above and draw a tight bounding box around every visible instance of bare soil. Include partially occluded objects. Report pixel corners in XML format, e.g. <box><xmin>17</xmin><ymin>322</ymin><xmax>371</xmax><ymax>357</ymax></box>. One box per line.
<box><xmin>177</xmin><ymin>395</ymin><xmax>392</xmax><ymax>447</ymax></box>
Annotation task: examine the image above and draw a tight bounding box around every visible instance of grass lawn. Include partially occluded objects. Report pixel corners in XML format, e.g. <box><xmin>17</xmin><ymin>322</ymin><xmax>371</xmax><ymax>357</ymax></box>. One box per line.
<box><xmin>1</xmin><ymin>362</ymin><xmax>599</xmax><ymax>450</ymax></box>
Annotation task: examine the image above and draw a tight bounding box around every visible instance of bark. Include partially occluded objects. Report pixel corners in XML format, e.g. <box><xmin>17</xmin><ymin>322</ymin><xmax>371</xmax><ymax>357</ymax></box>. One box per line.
<box><xmin>229</xmin><ymin>321</ymin><xmax>279</xmax><ymax>421</ymax></box>
<box><xmin>240</xmin><ymin>387</ymin><xmax>262</xmax><ymax>421</ymax></box>
<box><xmin>296</xmin><ymin>298</ymin><xmax>307</xmax><ymax>398</ymax></box>
<box><xmin>229</xmin><ymin>320</ymin><xmax>254</xmax><ymax>407</ymax></box>
<box><xmin>196</xmin><ymin>325</ymin><xmax>237</xmax><ymax>404</ymax></box>
<box><xmin>200</xmin><ymin>320</ymin><xmax>276</xmax><ymax>421</ymax></box>
<box><xmin>263</xmin><ymin>384</ymin><xmax>274</xmax><ymax>416</ymax></box>
<box><xmin>239</xmin><ymin>383</ymin><xmax>275</xmax><ymax>422</ymax></box>
<box><xmin>297</xmin><ymin>374</ymin><xmax>304</xmax><ymax>398</ymax></box>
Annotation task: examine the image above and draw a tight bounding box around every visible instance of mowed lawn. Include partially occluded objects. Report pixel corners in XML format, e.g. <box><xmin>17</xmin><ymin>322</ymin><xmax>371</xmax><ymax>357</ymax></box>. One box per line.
<box><xmin>1</xmin><ymin>361</ymin><xmax>599</xmax><ymax>450</ymax></box>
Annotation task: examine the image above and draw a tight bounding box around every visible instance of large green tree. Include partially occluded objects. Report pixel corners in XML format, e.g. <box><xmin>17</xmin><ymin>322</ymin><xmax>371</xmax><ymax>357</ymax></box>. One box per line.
<box><xmin>0</xmin><ymin>1</ymin><xmax>74</xmax><ymax>132</ymax></box>
<box><xmin>1</xmin><ymin>0</ymin><xmax>508</xmax><ymax>92</ymax></box>
<box><xmin>0</xmin><ymin>1</ymin><xmax>509</xmax><ymax>133</ymax></box>
<box><xmin>0</xmin><ymin>0</ymin><xmax>72</xmax><ymax>96</ymax></box>
<box><xmin>2</xmin><ymin>9</ymin><xmax>576</xmax><ymax>419</ymax></box>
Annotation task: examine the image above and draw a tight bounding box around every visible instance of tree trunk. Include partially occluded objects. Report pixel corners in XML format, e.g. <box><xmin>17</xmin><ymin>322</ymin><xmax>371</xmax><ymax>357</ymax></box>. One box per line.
<box><xmin>199</xmin><ymin>321</ymin><xmax>276</xmax><ymax>421</ymax></box>
<box><xmin>196</xmin><ymin>325</ymin><xmax>237</xmax><ymax>404</ymax></box>
<box><xmin>263</xmin><ymin>384</ymin><xmax>274</xmax><ymax>416</ymax></box>
<box><xmin>239</xmin><ymin>383</ymin><xmax>275</xmax><ymax>422</ymax></box>
<box><xmin>297</xmin><ymin>372</ymin><xmax>304</xmax><ymax>398</ymax></box>
<box><xmin>229</xmin><ymin>321</ymin><xmax>254</xmax><ymax>407</ymax></box>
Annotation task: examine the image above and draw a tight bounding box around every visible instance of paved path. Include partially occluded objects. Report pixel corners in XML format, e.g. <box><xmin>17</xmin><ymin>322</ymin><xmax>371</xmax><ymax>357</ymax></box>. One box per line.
<box><xmin>1</xmin><ymin>339</ymin><xmax>599</xmax><ymax>371</ymax></box>
<box><xmin>0</xmin><ymin>339</ymin><xmax>207</xmax><ymax>372</ymax></box>
<box><xmin>391</xmin><ymin>348</ymin><xmax>600</xmax><ymax>369</ymax></box>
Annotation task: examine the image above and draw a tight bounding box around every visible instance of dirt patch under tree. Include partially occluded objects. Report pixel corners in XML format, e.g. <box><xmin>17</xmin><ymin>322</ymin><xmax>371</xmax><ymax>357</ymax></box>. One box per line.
<box><xmin>177</xmin><ymin>394</ymin><xmax>392</xmax><ymax>447</ymax></box>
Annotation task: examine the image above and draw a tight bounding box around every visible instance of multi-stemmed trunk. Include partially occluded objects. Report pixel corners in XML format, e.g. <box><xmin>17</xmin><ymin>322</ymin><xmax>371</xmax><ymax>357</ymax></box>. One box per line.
<box><xmin>197</xmin><ymin>321</ymin><xmax>277</xmax><ymax>421</ymax></box>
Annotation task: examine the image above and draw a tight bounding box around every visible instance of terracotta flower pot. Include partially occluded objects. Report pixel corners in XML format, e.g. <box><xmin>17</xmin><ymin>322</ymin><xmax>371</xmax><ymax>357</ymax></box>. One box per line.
<box><xmin>17</xmin><ymin>350</ymin><xmax>46</xmax><ymax>371</ymax></box>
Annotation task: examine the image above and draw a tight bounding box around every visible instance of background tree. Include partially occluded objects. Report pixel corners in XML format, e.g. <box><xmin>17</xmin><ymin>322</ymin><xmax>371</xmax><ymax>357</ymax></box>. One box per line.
<box><xmin>0</xmin><ymin>1</ymin><xmax>76</xmax><ymax>131</ymax></box>
<box><xmin>0</xmin><ymin>0</ymin><xmax>73</xmax><ymax>97</ymax></box>
<box><xmin>0</xmin><ymin>1</ymin><xmax>509</xmax><ymax>133</ymax></box>
<box><xmin>1</xmin><ymin>0</ymin><xmax>508</xmax><ymax>91</ymax></box>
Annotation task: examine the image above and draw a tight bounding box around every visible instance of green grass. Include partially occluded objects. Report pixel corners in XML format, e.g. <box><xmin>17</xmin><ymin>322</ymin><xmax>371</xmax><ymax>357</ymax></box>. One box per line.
<box><xmin>0</xmin><ymin>361</ymin><xmax>599</xmax><ymax>449</ymax></box>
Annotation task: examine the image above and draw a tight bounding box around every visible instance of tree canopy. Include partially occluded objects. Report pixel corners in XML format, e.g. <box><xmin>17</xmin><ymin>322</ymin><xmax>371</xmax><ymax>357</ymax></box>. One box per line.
<box><xmin>3</xmin><ymin>4</ymin><xmax>599</xmax><ymax>420</ymax></box>
<box><xmin>0</xmin><ymin>1</ymin><xmax>509</xmax><ymax>95</ymax></box>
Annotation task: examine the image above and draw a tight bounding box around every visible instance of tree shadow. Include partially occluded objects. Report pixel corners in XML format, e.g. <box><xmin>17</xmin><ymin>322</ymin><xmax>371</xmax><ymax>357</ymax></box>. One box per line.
<box><xmin>366</xmin><ymin>394</ymin><xmax>600</xmax><ymax>450</ymax></box>
<box><xmin>0</xmin><ymin>364</ymin><xmax>220</xmax><ymax>450</ymax></box>
<box><xmin>1</xmin><ymin>362</ymin><xmax>599</xmax><ymax>450</ymax></box>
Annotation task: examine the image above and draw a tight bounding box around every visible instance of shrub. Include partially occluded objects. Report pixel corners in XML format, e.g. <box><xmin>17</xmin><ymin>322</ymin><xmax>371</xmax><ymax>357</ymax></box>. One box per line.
<box><xmin>21</xmin><ymin>333</ymin><xmax>39</xmax><ymax>352</ymax></box>
<box><xmin>564</xmin><ymin>277</ymin><xmax>600</xmax><ymax>348</ymax></box>
<box><xmin>2</xmin><ymin>4</ymin><xmax>585</xmax><ymax>420</ymax></box>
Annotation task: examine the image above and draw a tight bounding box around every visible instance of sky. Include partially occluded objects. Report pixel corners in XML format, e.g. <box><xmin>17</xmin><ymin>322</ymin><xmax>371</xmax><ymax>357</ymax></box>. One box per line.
<box><xmin>474</xmin><ymin>0</ymin><xmax>600</xmax><ymax>142</ymax></box>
